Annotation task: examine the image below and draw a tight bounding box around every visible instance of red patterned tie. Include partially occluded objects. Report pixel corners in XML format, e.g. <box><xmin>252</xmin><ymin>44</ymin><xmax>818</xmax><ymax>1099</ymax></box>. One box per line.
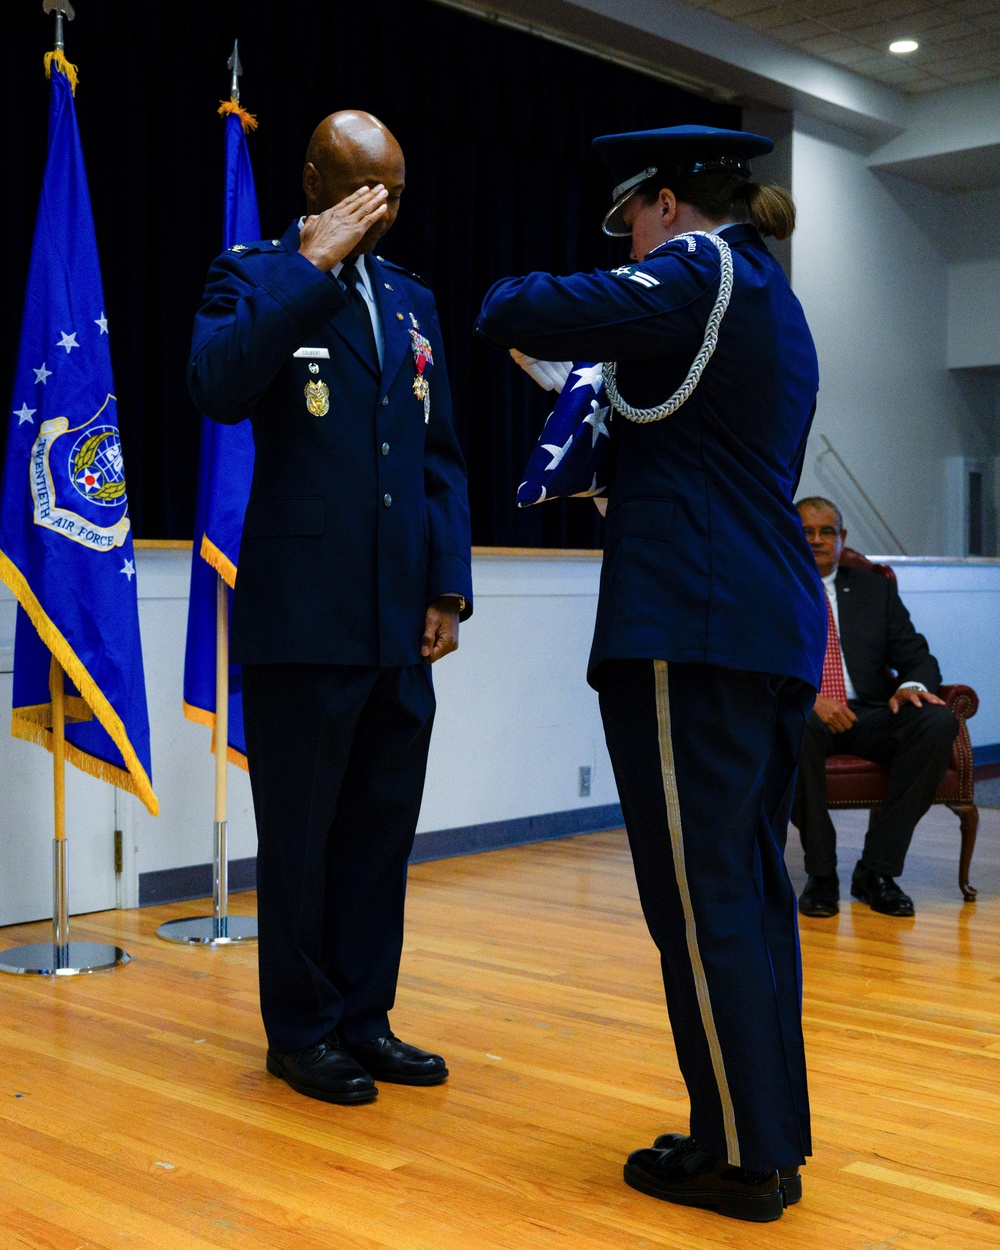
<box><xmin>820</xmin><ymin>593</ymin><xmax>849</xmax><ymax>702</ymax></box>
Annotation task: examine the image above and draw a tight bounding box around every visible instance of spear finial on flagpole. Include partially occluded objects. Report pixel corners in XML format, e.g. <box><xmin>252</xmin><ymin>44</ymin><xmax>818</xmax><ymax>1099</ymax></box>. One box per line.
<box><xmin>218</xmin><ymin>41</ymin><xmax>258</xmax><ymax>133</ymax></box>
<box><xmin>42</xmin><ymin>1</ymin><xmax>79</xmax><ymax>92</ymax></box>
<box><xmin>42</xmin><ymin>0</ymin><xmax>75</xmax><ymax>51</ymax></box>
<box><xmin>228</xmin><ymin>40</ymin><xmax>243</xmax><ymax>105</ymax></box>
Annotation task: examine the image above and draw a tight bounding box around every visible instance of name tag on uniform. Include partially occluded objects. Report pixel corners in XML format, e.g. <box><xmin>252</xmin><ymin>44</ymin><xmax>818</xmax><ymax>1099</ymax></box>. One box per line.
<box><xmin>293</xmin><ymin>347</ymin><xmax>330</xmax><ymax>359</ymax></box>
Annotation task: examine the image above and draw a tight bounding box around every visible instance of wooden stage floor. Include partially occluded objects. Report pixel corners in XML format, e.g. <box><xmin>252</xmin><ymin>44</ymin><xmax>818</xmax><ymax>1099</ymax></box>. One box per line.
<box><xmin>1</xmin><ymin>806</ymin><xmax>998</xmax><ymax>1250</ymax></box>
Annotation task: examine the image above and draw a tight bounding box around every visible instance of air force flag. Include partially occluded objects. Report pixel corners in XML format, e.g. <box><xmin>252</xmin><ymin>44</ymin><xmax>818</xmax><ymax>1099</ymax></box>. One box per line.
<box><xmin>181</xmin><ymin>101</ymin><xmax>260</xmax><ymax>767</ymax></box>
<box><xmin>0</xmin><ymin>63</ymin><xmax>157</xmax><ymax>814</ymax></box>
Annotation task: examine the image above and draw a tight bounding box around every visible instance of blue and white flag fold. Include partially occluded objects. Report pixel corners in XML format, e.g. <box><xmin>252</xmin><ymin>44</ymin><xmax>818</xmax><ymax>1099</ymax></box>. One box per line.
<box><xmin>517</xmin><ymin>363</ymin><xmax>612</xmax><ymax>507</ymax></box>
<box><xmin>0</xmin><ymin>61</ymin><xmax>157</xmax><ymax>814</ymax></box>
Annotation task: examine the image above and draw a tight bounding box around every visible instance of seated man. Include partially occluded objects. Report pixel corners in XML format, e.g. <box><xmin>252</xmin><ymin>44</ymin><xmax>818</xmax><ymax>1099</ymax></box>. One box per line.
<box><xmin>791</xmin><ymin>497</ymin><xmax>958</xmax><ymax>918</ymax></box>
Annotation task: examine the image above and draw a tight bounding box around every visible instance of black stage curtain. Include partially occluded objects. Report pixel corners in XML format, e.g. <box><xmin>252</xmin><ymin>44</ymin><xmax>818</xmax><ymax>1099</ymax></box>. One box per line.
<box><xmin>1</xmin><ymin>0</ymin><xmax>737</xmax><ymax>547</ymax></box>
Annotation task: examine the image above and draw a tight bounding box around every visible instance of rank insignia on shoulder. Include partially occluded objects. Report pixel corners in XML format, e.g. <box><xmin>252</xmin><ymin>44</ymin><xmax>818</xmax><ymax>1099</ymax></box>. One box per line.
<box><xmin>230</xmin><ymin>243</ymin><xmax>248</xmax><ymax>253</ymax></box>
<box><xmin>611</xmin><ymin>264</ymin><xmax>659</xmax><ymax>289</ymax></box>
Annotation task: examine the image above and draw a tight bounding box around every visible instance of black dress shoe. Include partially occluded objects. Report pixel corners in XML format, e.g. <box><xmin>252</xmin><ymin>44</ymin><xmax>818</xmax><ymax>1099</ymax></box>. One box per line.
<box><xmin>625</xmin><ymin>1135</ymin><xmax>782</xmax><ymax>1222</ymax></box>
<box><xmin>851</xmin><ymin>861</ymin><xmax>914</xmax><ymax>916</ymax></box>
<box><xmin>266</xmin><ymin>1036</ymin><xmax>377</xmax><ymax>1104</ymax></box>
<box><xmin>653</xmin><ymin>1133</ymin><xmax>801</xmax><ymax>1206</ymax></box>
<box><xmin>798</xmin><ymin>873</ymin><xmax>840</xmax><ymax>918</ymax></box>
<box><xmin>343</xmin><ymin>1033</ymin><xmax>448</xmax><ymax>1086</ymax></box>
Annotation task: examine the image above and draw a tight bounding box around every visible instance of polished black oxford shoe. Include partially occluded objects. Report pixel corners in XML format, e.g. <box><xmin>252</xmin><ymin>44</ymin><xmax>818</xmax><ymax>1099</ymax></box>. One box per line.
<box><xmin>653</xmin><ymin>1133</ymin><xmax>801</xmax><ymax>1206</ymax></box>
<box><xmin>851</xmin><ymin>861</ymin><xmax>915</xmax><ymax>916</ymax></box>
<box><xmin>798</xmin><ymin>873</ymin><xmax>840</xmax><ymax>918</ymax></box>
<box><xmin>266</xmin><ymin>1036</ymin><xmax>377</xmax><ymax>1104</ymax></box>
<box><xmin>625</xmin><ymin>1135</ymin><xmax>783</xmax><ymax>1222</ymax></box>
<box><xmin>343</xmin><ymin>1032</ymin><xmax>448</xmax><ymax>1085</ymax></box>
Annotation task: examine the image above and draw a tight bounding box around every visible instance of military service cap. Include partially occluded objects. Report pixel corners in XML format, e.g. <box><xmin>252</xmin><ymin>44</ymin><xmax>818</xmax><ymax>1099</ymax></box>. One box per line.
<box><xmin>592</xmin><ymin>124</ymin><xmax>774</xmax><ymax>236</ymax></box>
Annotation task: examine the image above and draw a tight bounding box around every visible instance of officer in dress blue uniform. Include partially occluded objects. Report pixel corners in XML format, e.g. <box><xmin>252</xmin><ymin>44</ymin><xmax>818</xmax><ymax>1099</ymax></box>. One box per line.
<box><xmin>477</xmin><ymin>126</ymin><xmax>825</xmax><ymax>1222</ymax></box>
<box><xmin>189</xmin><ymin>111</ymin><xmax>472</xmax><ymax>1106</ymax></box>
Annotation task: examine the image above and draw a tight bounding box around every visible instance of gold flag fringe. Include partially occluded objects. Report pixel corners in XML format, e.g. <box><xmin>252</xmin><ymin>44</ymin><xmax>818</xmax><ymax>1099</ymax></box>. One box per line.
<box><xmin>0</xmin><ymin>550</ymin><xmax>159</xmax><ymax>815</ymax></box>
<box><xmin>44</xmin><ymin>49</ymin><xmax>79</xmax><ymax>94</ymax></box>
<box><xmin>218</xmin><ymin>99</ymin><xmax>258</xmax><ymax>133</ymax></box>
<box><xmin>200</xmin><ymin>534</ymin><xmax>238</xmax><ymax>590</ymax></box>
<box><xmin>182</xmin><ymin>701</ymin><xmax>250</xmax><ymax>772</ymax></box>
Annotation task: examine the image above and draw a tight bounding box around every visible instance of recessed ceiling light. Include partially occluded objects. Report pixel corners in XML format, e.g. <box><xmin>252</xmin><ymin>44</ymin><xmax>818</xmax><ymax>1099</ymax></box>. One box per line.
<box><xmin>888</xmin><ymin>39</ymin><xmax>919</xmax><ymax>54</ymax></box>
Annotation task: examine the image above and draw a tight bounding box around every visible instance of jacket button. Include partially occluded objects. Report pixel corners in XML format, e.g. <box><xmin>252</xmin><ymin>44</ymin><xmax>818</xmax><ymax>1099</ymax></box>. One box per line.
<box><xmin>381</xmin><ymin>442</ymin><xmax>390</xmax><ymax>456</ymax></box>
<box><xmin>383</xmin><ymin>493</ymin><xmax>392</xmax><ymax>507</ymax></box>
<box><xmin>381</xmin><ymin>396</ymin><xmax>389</xmax><ymax>406</ymax></box>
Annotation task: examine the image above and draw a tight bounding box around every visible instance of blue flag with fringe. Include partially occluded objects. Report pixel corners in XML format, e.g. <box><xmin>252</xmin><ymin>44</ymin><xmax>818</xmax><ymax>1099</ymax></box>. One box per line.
<box><xmin>0</xmin><ymin>58</ymin><xmax>157</xmax><ymax>815</ymax></box>
<box><xmin>182</xmin><ymin>101</ymin><xmax>260</xmax><ymax>768</ymax></box>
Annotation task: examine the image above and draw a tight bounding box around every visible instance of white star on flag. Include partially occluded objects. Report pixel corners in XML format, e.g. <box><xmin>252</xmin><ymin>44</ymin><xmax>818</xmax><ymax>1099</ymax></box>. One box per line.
<box><xmin>95</xmin><ymin>312</ymin><xmax>108</xmax><ymax>334</ymax></box>
<box><xmin>570</xmin><ymin>364</ymin><xmax>604</xmax><ymax>393</ymax></box>
<box><xmin>583</xmin><ymin>402</ymin><xmax>611</xmax><ymax>447</ymax></box>
<box><xmin>120</xmin><ymin>559</ymin><xmax>136</xmax><ymax>582</ymax></box>
<box><xmin>15</xmin><ymin>403</ymin><xmax>36</xmax><ymax>426</ymax></box>
<box><xmin>33</xmin><ymin>363</ymin><xmax>52</xmax><ymax>385</ymax></box>
<box><xmin>541</xmin><ymin>436</ymin><xmax>574</xmax><ymax>471</ymax></box>
<box><xmin>57</xmin><ymin>331</ymin><xmax>79</xmax><ymax>353</ymax></box>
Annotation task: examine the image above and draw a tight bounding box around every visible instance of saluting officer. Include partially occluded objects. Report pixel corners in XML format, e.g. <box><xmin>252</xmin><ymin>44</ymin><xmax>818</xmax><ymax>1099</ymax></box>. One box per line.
<box><xmin>189</xmin><ymin>110</ymin><xmax>472</xmax><ymax>1105</ymax></box>
<box><xmin>477</xmin><ymin>126</ymin><xmax>825</xmax><ymax>1222</ymax></box>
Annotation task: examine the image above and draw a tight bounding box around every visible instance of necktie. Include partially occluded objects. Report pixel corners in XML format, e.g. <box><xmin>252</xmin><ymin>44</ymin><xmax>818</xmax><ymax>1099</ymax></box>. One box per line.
<box><xmin>820</xmin><ymin>593</ymin><xmax>849</xmax><ymax>702</ymax></box>
<box><xmin>341</xmin><ymin>261</ymin><xmax>379</xmax><ymax>369</ymax></box>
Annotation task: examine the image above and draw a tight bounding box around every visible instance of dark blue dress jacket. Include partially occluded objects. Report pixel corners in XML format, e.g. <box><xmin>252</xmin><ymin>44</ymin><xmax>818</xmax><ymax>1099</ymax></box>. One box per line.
<box><xmin>189</xmin><ymin>220</ymin><xmax>472</xmax><ymax>668</ymax></box>
<box><xmin>477</xmin><ymin>224</ymin><xmax>825</xmax><ymax>689</ymax></box>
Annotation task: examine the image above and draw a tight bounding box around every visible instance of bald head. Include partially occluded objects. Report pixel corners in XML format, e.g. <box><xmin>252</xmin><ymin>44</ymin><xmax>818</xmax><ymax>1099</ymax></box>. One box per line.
<box><xmin>302</xmin><ymin>111</ymin><xmax>405</xmax><ymax>258</ymax></box>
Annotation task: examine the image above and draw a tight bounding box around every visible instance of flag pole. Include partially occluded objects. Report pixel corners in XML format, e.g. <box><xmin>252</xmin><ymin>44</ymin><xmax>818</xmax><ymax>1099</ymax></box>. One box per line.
<box><xmin>213</xmin><ymin>573</ymin><xmax>230</xmax><ymax>933</ymax></box>
<box><xmin>50</xmin><ymin>655</ymin><xmax>69</xmax><ymax>953</ymax></box>
<box><xmin>1</xmin><ymin>0</ymin><xmax>132</xmax><ymax>977</ymax></box>
<box><xmin>157</xmin><ymin>39</ymin><xmax>256</xmax><ymax>947</ymax></box>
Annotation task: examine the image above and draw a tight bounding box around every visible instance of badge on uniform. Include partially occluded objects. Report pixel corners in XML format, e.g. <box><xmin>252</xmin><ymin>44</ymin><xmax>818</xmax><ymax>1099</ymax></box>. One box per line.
<box><xmin>409</xmin><ymin>328</ymin><xmax>433</xmax><ymax>423</ymax></box>
<box><xmin>304</xmin><ymin>378</ymin><xmax>330</xmax><ymax>417</ymax></box>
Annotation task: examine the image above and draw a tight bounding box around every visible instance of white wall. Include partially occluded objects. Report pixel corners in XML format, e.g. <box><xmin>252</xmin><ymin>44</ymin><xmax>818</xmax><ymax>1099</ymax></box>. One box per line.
<box><xmin>790</xmin><ymin>114</ymin><xmax>1000</xmax><ymax>557</ymax></box>
<box><xmin>0</xmin><ymin>548</ymin><xmax>616</xmax><ymax>925</ymax></box>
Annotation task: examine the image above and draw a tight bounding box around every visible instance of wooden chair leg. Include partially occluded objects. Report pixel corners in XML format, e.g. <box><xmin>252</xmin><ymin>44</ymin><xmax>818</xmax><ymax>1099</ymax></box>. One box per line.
<box><xmin>946</xmin><ymin>802</ymin><xmax>979</xmax><ymax>901</ymax></box>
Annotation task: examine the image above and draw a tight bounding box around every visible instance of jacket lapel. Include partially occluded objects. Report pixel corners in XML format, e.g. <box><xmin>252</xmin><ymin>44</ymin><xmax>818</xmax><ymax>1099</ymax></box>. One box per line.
<box><xmin>369</xmin><ymin>256</ymin><xmax>412</xmax><ymax>391</ymax></box>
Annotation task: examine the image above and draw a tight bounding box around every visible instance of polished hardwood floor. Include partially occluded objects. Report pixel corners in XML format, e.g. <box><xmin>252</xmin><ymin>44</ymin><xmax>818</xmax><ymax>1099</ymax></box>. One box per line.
<box><xmin>1</xmin><ymin>805</ymin><xmax>998</xmax><ymax>1249</ymax></box>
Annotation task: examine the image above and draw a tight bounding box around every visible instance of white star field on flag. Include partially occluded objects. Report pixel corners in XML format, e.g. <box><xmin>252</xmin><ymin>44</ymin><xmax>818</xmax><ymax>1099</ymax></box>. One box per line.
<box><xmin>33</xmin><ymin>363</ymin><xmax>52</xmax><ymax>384</ymax></box>
<box><xmin>14</xmin><ymin>403</ymin><xmax>36</xmax><ymax>426</ymax></box>
<box><xmin>57</xmin><ymin>330</ymin><xmax>79</xmax><ymax>353</ymax></box>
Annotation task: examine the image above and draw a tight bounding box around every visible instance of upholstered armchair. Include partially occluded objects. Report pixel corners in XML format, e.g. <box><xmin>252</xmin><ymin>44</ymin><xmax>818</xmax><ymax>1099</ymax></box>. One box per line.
<box><xmin>824</xmin><ymin>548</ymin><xmax>980</xmax><ymax>901</ymax></box>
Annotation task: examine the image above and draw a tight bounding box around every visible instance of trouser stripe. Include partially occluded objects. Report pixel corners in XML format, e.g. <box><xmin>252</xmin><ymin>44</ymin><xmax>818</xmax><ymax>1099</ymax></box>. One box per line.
<box><xmin>653</xmin><ymin>659</ymin><xmax>741</xmax><ymax>1165</ymax></box>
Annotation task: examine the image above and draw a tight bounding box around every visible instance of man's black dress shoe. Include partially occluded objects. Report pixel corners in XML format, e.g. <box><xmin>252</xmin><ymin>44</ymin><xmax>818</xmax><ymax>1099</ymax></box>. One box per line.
<box><xmin>343</xmin><ymin>1033</ymin><xmax>448</xmax><ymax>1086</ymax></box>
<box><xmin>266</xmin><ymin>1036</ymin><xmax>377</xmax><ymax>1104</ymax></box>
<box><xmin>625</xmin><ymin>1135</ymin><xmax>783</xmax><ymax>1222</ymax></box>
<box><xmin>653</xmin><ymin>1133</ymin><xmax>801</xmax><ymax>1206</ymax></box>
<box><xmin>798</xmin><ymin>873</ymin><xmax>840</xmax><ymax>918</ymax></box>
<box><xmin>851</xmin><ymin>861</ymin><xmax>915</xmax><ymax>916</ymax></box>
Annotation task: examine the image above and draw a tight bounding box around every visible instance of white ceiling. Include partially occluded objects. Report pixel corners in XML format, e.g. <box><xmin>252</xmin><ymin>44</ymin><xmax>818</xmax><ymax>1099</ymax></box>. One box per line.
<box><xmin>681</xmin><ymin>0</ymin><xmax>1000</xmax><ymax>93</ymax></box>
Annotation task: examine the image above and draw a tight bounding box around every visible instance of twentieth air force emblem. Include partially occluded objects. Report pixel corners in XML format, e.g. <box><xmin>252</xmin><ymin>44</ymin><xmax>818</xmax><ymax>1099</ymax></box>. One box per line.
<box><xmin>304</xmin><ymin>378</ymin><xmax>330</xmax><ymax>417</ymax></box>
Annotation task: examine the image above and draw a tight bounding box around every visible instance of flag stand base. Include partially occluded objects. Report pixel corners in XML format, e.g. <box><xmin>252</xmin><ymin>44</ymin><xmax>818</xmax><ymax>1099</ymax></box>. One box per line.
<box><xmin>156</xmin><ymin>915</ymin><xmax>257</xmax><ymax>945</ymax></box>
<box><xmin>0</xmin><ymin>942</ymin><xmax>129</xmax><ymax>976</ymax></box>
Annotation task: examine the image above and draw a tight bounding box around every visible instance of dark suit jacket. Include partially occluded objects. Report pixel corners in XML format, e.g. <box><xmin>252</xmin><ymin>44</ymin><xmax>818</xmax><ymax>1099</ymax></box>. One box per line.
<box><xmin>188</xmin><ymin>220</ymin><xmax>472</xmax><ymax>667</ymax></box>
<box><xmin>477</xmin><ymin>223</ymin><xmax>825</xmax><ymax>689</ymax></box>
<box><xmin>835</xmin><ymin>564</ymin><xmax>941</xmax><ymax>705</ymax></box>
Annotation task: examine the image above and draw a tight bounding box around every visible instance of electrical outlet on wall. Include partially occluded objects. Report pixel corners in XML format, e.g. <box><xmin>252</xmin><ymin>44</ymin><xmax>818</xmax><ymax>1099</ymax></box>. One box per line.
<box><xmin>578</xmin><ymin>765</ymin><xmax>592</xmax><ymax>797</ymax></box>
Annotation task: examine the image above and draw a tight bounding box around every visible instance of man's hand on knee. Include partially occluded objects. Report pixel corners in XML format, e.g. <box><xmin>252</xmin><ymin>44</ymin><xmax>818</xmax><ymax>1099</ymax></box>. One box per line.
<box><xmin>888</xmin><ymin>687</ymin><xmax>945</xmax><ymax>715</ymax></box>
<box><xmin>813</xmin><ymin>695</ymin><xmax>857</xmax><ymax>733</ymax></box>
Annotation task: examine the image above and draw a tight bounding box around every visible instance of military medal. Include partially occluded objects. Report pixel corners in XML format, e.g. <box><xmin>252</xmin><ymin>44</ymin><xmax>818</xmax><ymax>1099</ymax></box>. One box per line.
<box><xmin>304</xmin><ymin>378</ymin><xmax>330</xmax><ymax>417</ymax></box>
<box><xmin>409</xmin><ymin>328</ymin><xmax>433</xmax><ymax>423</ymax></box>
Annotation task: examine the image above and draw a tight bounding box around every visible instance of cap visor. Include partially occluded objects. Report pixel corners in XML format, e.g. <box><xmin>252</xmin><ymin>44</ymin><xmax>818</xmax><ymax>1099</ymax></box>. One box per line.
<box><xmin>602</xmin><ymin>191</ymin><xmax>635</xmax><ymax>237</ymax></box>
